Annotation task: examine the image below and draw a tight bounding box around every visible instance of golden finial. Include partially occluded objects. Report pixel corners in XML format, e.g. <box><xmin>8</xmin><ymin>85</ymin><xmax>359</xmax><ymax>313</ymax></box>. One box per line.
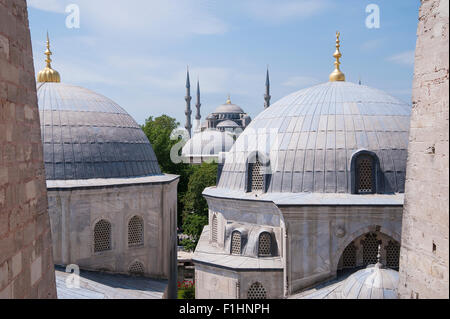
<box><xmin>329</xmin><ymin>31</ymin><xmax>345</xmax><ymax>82</ymax></box>
<box><xmin>226</xmin><ymin>94</ymin><xmax>231</xmax><ymax>104</ymax></box>
<box><xmin>37</xmin><ymin>32</ymin><xmax>61</xmax><ymax>83</ymax></box>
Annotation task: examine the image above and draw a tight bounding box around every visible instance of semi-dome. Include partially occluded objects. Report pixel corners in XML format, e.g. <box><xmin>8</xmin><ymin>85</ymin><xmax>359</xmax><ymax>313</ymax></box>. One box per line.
<box><xmin>38</xmin><ymin>82</ymin><xmax>162</xmax><ymax>180</ymax></box>
<box><xmin>218</xmin><ymin>81</ymin><xmax>411</xmax><ymax>194</ymax></box>
<box><xmin>216</xmin><ymin>120</ymin><xmax>240</xmax><ymax>128</ymax></box>
<box><xmin>341</xmin><ymin>263</ymin><xmax>399</xmax><ymax>299</ymax></box>
<box><xmin>182</xmin><ymin>129</ymin><xmax>235</xmax><ymax>158</ymax></box>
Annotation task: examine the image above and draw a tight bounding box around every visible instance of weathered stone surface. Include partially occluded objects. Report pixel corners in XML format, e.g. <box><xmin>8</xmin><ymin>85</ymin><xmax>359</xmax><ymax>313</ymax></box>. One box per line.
<box><xmin>0</xmin><ymin>0</ymin><xmax>56</xmax><ymax>299</ymax></box>
<box><xmin>398</xmin><ymin>0</ymin><xmax>449</xmax><ymax>299</ymax></box>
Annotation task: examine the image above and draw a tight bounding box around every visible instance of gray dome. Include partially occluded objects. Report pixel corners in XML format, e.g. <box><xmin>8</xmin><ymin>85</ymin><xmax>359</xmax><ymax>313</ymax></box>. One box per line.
<box><xmin>182</xmin><ymin>130</ymin><xmax>235</xmax><ymax>157</ymax></box>
<box><xmin>213</xmin><ymin>103</ymin><xmax>245</xmax><ymax>114</ymax></box>
<box><xmin>341</xmin><ymin>264</ymin><xmax>399</xmax><ymax>299</ymax></box>
<box><xmin>218</xmin><ymin>81</ymin><xmax>411</xmax><ymax>194</ymax></box>
<box><xmin>216</xmin><ymin>120</ymin><xmax>240</xmax><ymax>128</ymax></box>
<box><xmin>38</xmin><ymin>82</ymin><xmax>162</xmax><ymax>180</ymax></box>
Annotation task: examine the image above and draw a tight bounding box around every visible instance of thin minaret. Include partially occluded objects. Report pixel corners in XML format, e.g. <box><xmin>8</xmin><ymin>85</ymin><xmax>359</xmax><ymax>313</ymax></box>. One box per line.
<box><xmin>195</xmin><ymin>79</ymin><xmax>201</xmax><ymax>132</ymax></box>
<box><xmin>264</xmin><ymin>67</ymin><xmax>271</xmax><ymax>109</ymax></box>
<box><xmin>185</xmin><ymin>67</ymin><xmax>192</xmax><ymax>138</ymax></box>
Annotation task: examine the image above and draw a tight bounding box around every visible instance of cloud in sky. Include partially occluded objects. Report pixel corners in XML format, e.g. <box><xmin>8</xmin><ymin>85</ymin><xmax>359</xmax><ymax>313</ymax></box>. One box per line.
<box><xmin>386</xmin><ymin>50</ymin><xmax>415</xmax><ymax>66</ymax></box>
<box><xmin>282</xmin><ymin>76</ymin><xmax>320</xmax><ymax>88</ymax></box>
<box><xmin>27</xmin><ymin>0</ymin><xmax>228</xmax><ymax>37</ymax></box>
<box><xmin>243</xmin><ymin>0</ymin><xmax>330</xmax><ymax>22</ymax></box>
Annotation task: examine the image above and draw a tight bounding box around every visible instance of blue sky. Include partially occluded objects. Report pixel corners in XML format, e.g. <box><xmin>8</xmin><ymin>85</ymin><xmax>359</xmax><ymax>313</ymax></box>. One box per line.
<box><xmin>27</xmin><ymin>0</ymin><xmax>420</xmax><ymax>126</ymax></box>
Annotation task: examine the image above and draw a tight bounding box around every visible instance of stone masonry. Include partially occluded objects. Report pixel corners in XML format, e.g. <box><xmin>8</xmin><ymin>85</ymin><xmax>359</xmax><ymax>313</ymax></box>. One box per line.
<box><xmin>0</xmin><ymin>0</ymin><xmax>57</xmax><ymax>298</ymax></box>
<box><xmin>398</xmin><ymin>0</ymin><xmax>449</xmax><ymax>299</ymax></box>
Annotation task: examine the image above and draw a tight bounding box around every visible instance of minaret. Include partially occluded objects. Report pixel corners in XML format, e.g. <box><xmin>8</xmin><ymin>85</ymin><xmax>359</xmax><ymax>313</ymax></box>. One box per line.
<box><xmin>264</xmin><ymin>67</ymin><xmax>271</xmax><ymax>109</ymax></box>
<box><xmin>185</xmin><ymin>67</ymin><xmax>192</xmax><ymax>138</ymax></box>
<box><xmin>195</xmin><ymin>79</ymin><xmax>201</xmax><ymax>132</ymax></box>
<box><xmin>37</xmin><ymin>32</ymin><xmax>61</xmax><ymax>83</ymax></box>
<box><xmin>329</xmin><ymin>31</ymin><xmax>346</xmax><ymax>82</ymax></box>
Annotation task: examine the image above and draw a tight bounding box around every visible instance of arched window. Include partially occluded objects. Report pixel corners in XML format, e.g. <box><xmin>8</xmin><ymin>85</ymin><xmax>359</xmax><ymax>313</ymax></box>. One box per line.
<box><xmin>128</xmin><ymin>261</ymin><xmax>145</xmax><ymax>275</ymax></box>
<box><xmin>211</xmin><ymin>215</ymin><xmax>218</xmax><ymax>243</ymax></box>
<box><xmin>231</xmin><ymin>231</ymin><xmax>242</xmax><ymax>255</ymax></box>
<box><xmin>385</xmin><ymin>240</ymin><xmax>400</xmax><ymax>269</ymax></box>
<box><xmin>247</xmin><ymin>282</ymin><xmax>267</xmax><ymax>299</ymax></box>
<box><xmin>258</xmin><ymin>232</ymin><xmax>272</xmax><ymax>257</ymax></box>
<box><xmin>361</xmin><ymin>233</ymin><xmax>381</xmax><ymax>266</ymax></box>
<box><xmin>248</xmin><ymin>157</ymin><xmax>264</xmax><ymax>192</ymax></box>
<box><xmin>342</xmin><ymin>241</ymin><xmax>357</xmax><ymax>268</ymax></box>
<box><xmin>356</xmin><ymin>154</ymin><xmax>375</xmax><ymax>194</ymax></box>
<box><xmin>128</xmin><ymin>215</ymin><xmax>144</xmax><ymax>247</ymax></box>
<box><xmin>94</xmin><ymin>219</ymin><xmax>111</xmax><ymax>252</ymax></box>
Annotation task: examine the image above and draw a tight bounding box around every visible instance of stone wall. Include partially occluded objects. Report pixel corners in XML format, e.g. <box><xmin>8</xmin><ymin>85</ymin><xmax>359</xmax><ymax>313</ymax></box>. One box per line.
<box><xmin>0</xmin><ymin>0</ymin><xmax>57</xmax><ymax>298</ymax></box>
<box><xmin>398</xmin><ymin>0</ymin><xmax>449</xmax><ymax>299</ymax></box>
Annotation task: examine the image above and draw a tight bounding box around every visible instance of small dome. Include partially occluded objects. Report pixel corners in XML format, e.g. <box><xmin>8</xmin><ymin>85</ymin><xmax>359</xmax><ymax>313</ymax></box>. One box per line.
<box><xmin>213</xmin><ymin>97</ymin><xmax>245</xmax><ymax>114</ymax></box>
<box><xmin>38</xmin><ymin>83</ymin><xmax>162</xmax><ymax>180</ymax></box>
<box><xmin>341</xmin><ymin>264</ymin><xmax>399</xmax><ymax>299</ymax></box>
<box><xmin>182</xmin><ymin>130</ymin><xmax>235</xmax><ymax>157</ymax></box>
<box><xmin>216</xmin><ymin>120</ymin><xmax>240</xmax><ymax>128</ymax></box>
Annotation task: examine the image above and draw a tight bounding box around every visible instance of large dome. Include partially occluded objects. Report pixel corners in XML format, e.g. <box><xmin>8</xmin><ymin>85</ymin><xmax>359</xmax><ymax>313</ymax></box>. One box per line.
<box><xmin>218</xmin><ymin>81</ymin><xmax>411</xmax><ymax>194</ymax></box>
<box><xmin>37</xmin><ymin>82</ymin><xmax>162</xmax><ymax>180</ymax></box>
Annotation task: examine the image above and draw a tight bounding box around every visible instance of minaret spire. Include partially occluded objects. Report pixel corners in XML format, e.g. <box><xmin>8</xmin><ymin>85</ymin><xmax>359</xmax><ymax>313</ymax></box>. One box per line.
<box><xmin>329</xmin><ymin>31</ymin><xmax>346</xmax><ymax>82</ymax></box>
<box><xmin>264</xmin><ymin>67</ymin><xmax>271</xmax><ymax>109</ymax></box>
<box><xmin>195</xmin><ymin>79</ymin><xmax>201</xmax><ymax>132</ymax></box>
<box><xmin>185</xmin><ymin>67</ymin><xmax>192</xmax><ymax>138</ymax></box>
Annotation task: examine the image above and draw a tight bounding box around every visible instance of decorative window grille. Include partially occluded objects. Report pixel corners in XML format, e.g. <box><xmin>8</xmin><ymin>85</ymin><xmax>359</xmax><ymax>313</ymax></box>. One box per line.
<box><xmin>129</xmin><ymin>261</ymin><xmax>145</xmax><ymax>275</ymax></box>
<box><xmin>94</xmin><ymin>219</ymin><xmax>111</xmax><ymax>252</ymax></box>
<box><xmin>342</xmin><ymin>241</ymin><xmax>357</xmax><ymax>268</ymax></box>
<box><xmin>247</xmin><ymin>282</ymin><xmax>267</xmax><ymax>299</ymax></box>
<box><xmin>258</xmin><ymin>232</ymin><xmax>272</xmax><ymax>257</ymax></box>
<box><xmin>231</xmin><ymin>231</ymin><xmax>242</xmax><ymax>255</ymax></box>
<box><xmin>356</xmin><ymin>156</ymin><xmax>374</xmax><ymax>194</ymax></box>
<box><xmin>362</xmin><ymin>233</ymin><xmax>380</xmax><ymax>266</ymax></box>
<box><xmin>385</xmin><ymin>240</ymin><xmax>400</xmax><ymax>269</ymax></box>
<box><xmin>128</xmin><ymin>216</ymin><xmax>144</xmax><ymax>247</ymax></box>
<box><xmin>211</xmin><ymin>215</ymin><xmax>218</xmax><ymax>243</ymax></box>
<box><xmin>249</xmin><ymin>159</ymin><xmax>264</xmax><ymax>192</ymax></box>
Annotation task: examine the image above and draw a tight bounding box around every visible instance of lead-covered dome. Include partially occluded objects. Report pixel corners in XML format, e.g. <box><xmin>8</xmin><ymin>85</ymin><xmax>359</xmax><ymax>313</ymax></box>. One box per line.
<box><xmin>38</xmin><ymin>82</ymin><xmax>162</xmax><ymax>180</ymax></box>
<box><xmin>182</xmin><ymin>129</ymin><xmax>235</xmax><ymax>158</ymax></box>
<box><xmin>218</xmin><ymin>81</ymin><xmax>411</xmax><ymax>194</ymax></box>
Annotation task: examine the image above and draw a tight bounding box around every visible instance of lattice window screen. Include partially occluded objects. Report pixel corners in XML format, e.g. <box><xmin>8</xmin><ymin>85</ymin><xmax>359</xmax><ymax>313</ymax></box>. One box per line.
<box><xmin>129</xmin><ymin>261</ymin><xmax>145</xmax><ymax>275</ymax></box>
<box><xmin>128</xmin><ymin>216</ymin><xmax>144</xmax><ymax>247</ymax></box>
<box><xmin>231</xmin><ymin>231</ymin><xmax>242</xmax><ymax>255</ymax></box>
<box><xmin>385</xmin><ymin>240</ymin><xmax>400</xmax><ymax>269</ymax></box>
<box><xmin>211</xmin><ymin>215</ymin><xmax>218</xmax><ymax>243</ymax></box>
<box><xmin>258</xmin><ymin>232</ymin><xmax>272</xmax><ymax>257</ymax></box>
<box><xmin>342</xmin><ymin>241</ymin><xmax>357</xmax><ymax>268</ymax></box>
<box><xmin>357</xmin><ymin>156</ymin><xmax>374</xmax><ymax>193</ymax></box>
<box><xmin>247</xmin><ymin>282</ymin><xmax>267</xmax><ymax>299</ymax></box>
<box><xmin>362</xmin><ymin>233</ymin><xmax>380</xmax><ymax>266</ymax></box>
<box><xmin>249</xmin><ymin>159</ymin><xmax>264</xmax><ymax>191</ymax></box>
<box><xmin>94</xmin><ymin>219</ymin><xmax>111</xmax><ymax>252</ymax></box>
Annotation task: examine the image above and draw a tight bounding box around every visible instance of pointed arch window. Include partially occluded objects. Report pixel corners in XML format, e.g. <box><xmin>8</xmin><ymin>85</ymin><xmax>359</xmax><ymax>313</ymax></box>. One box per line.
<box><xmin>94</xmin><ymin>219</ymin><xmax>112</xmax><ymax>252</ymax></box>
<box><xmin>211</xmin><ymin>214</ymin><xmax>218</xmax><ymax>243</ymax></box>
<box><xmin>258</xmin><ymin>232</ymin><xmax>272</xmax><ymax>257</ymax></box>
<box><xmin>247</xmin><ymin>282</ymin><xmax>267</xmax><ymax>299</ymax></box>
<box><xmin>247</xmin><ymin>153</ymin><xmax>269</xmax><ymax>192</ymax></box>
<box><xmin>128</xmin><ymin>215</ymin><xmax>144</xmax><ymax>247</ymax></box>
<box><xmin>231</xmin><ymin>231</ymin><xmax>242</xmax><ymax>255</ymax></box>
<box><xmin>351</xmin><ymin>151</ymin><xmax>380</xmax><ymax>194</ymax></box>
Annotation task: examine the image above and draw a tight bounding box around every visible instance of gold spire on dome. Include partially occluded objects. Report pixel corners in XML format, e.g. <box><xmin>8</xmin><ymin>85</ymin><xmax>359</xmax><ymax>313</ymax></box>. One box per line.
<box><xmin>226</xmin><ymin>95</ymin><xmax>231</xmax><ymax>104</ymax></box>
<box><xmin>329</xmin><ymin>31</ymin><xmax>345</xmax><ymax>82</ymax></box>
<box><xmin>37</xmin><ymin>32</ymin><xmax>61</xmax><ymax>83</ymax></box>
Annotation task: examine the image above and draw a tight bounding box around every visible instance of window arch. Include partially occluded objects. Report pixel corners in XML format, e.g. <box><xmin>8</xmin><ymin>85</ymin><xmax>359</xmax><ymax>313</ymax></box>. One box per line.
<box><xmin>94</xmin><ymin>219</ymin><xmax>112</xmax><ymax>252</ymax></box>
<box><xmin>385</xmin><ymin>240</ymin><xmax>400</xmax><ymax>269</ymax></box>
<box><xmin>128</xmin><ymin>215</ymin><xmax>144</xmax><ymax>247</ymax></box>
<box><xmin>247</xmin><ymin>282</ymin><xmax>267</xmax><ymax>299</ymax></box>
<box><xmin>258</xmin><ymin>232</ymin><xmax>272</xmax><ymax>257</ymax></box>
<box><xmin>247</xmin><ymin>153</ymin><xmax>270</xmax><ymax>193</ymax></box>
<box><xmin>211</xmin><ymin>214</ymin><xmax>218</xmax><ymax>243</ymax></box>
<box><xmin>128</xmin><ymin>261</ymin><xmax>145</xmax><ymax>275</ymax></box>
<box><xmin>231</xmin><ymin>231</ymin><xmax>242</xmax><ymax>255</ymax></box>
<box><xmin>351</xmin><ymin>151</ymin><xmax>380</xmax><ymax>194</ymax></box>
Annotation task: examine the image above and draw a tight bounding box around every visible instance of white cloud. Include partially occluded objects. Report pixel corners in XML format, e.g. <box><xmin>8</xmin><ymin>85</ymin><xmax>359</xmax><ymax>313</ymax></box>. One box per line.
<box><xmin>386</xmin><ymin>50</ymin><xmax>415</xmax><ymax>66</ymax></box>
<box><xmin>282</xmin><ymin>76</ymin><xmax>320</xmax><ymax>88</ymax></box>
<box><xmin>244</xmin><ymin>0</ymin><xmax>330</xmax><ymax>22</ymax></box>
<box><xmin>27</xmin><ymin>0</ymin><xmax>66</xmax><ymax>13</ymax></box>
